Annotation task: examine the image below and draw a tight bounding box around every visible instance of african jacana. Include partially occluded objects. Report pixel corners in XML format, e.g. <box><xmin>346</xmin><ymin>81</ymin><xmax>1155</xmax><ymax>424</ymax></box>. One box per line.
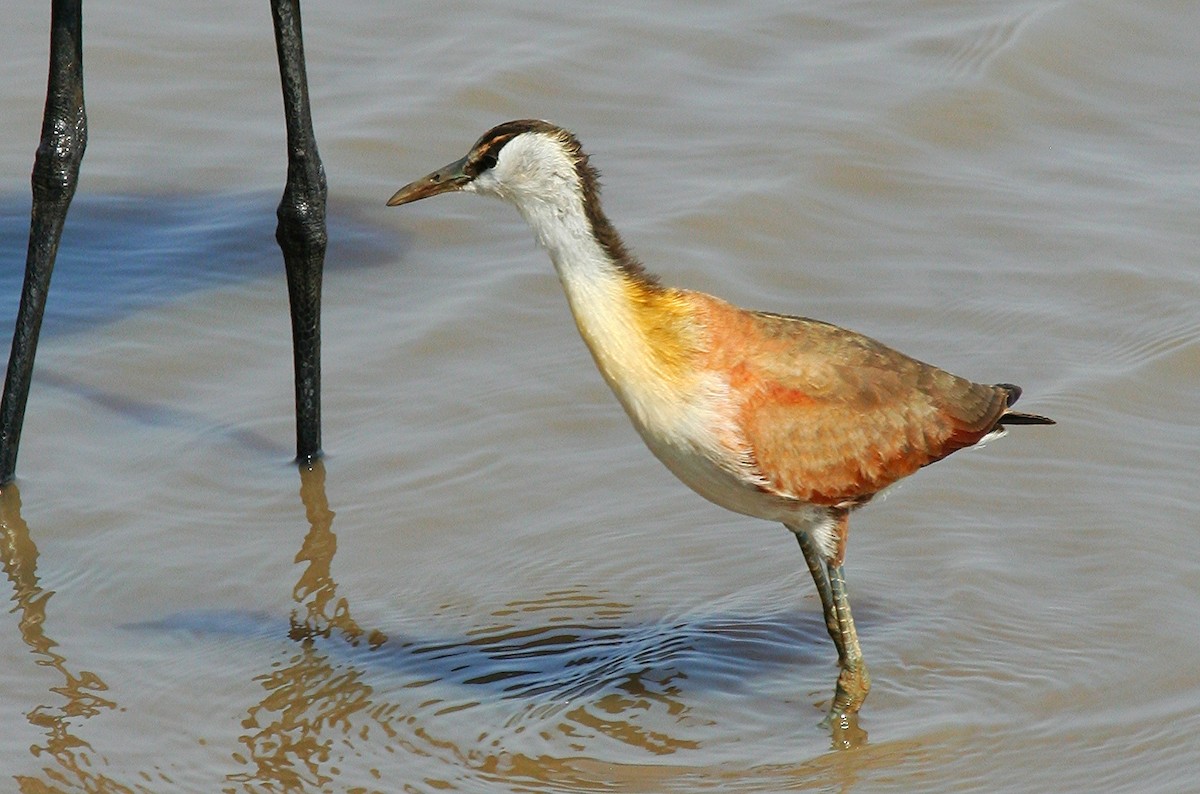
<box><xmin>387</xmin><ymin>119</ymin><xmax>1054</xmax><ymax>724</ymax></box>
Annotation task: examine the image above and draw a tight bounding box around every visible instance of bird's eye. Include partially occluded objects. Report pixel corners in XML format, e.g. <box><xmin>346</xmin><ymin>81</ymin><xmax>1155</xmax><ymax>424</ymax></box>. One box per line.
<box><xmin>477</xmin><ymin>153</ymin><xmax>498</xmax><ymax>172</ymax></box>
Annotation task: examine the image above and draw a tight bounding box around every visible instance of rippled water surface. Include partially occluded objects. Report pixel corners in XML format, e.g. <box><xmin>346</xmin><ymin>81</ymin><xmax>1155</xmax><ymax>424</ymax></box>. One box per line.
<box><xmin>2</xmin><ymin>1</ymin><xmax>1198</xmax><ymax>791</ymax></box>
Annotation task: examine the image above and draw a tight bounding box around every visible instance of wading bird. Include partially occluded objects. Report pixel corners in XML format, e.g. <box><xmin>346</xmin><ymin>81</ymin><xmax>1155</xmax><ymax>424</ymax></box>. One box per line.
<box><xmin>387</xmin><ymin>119</ymin><xmax>1054</xmax><ymax>725</ymax></box>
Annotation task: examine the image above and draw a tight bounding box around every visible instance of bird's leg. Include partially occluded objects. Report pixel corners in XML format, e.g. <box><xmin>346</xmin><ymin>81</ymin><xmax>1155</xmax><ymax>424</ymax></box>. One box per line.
<box><xmin>790</xmin><ymin>517</ymin><xmax>870</xmax><ymax>726</ymax></box>
<box><xmin>826</xmin><ymin>560</ymin><xmax>870</xmax><ymax>723</ymax></box>
<box><xmin>792</xmin><ymin>529</ymin><xmax>846</xmax><ymax>661</ymax></box>
<box><xmin>0</xmin><ymin>0</ymin><xmax>87</xmax><ymax>484</ymax></box>
<box><xmin>269</xmin><ymin>0</ymin><xmax>327</xmax><ymax>464</ymax></box>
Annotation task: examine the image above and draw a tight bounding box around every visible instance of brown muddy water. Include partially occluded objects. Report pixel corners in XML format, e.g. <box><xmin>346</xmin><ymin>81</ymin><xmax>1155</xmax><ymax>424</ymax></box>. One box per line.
<box><xmin>1</xmin><ymin>1</ymin><xmax>1198</xmax><ymax>791</ymax></box>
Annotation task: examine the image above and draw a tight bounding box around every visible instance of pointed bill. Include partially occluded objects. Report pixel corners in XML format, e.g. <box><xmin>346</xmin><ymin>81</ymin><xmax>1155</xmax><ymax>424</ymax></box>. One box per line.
<box><xmin>386</xmin><ymin>155</ymin><xmax>472</xmax><ymax>207</ymax></box>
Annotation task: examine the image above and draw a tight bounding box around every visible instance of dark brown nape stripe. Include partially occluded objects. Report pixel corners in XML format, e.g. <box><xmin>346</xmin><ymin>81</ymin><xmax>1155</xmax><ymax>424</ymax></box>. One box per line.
<box><xmin>568</xmin><ymin>135</ymin><xmax>660</xmax><ymax>288</ymax></box>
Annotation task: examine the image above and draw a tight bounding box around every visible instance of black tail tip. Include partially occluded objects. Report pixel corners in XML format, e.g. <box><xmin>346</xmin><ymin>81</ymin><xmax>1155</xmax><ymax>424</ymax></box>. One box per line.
<box><xmin>1001</xmin><ymin>412</ymin><xmax>1056</xmax><ymax>426</ymax></box>
<box><xmin>995</xmin><ymin>383</ymin><xmax>1055</xmax><ymax>425</ymax></box>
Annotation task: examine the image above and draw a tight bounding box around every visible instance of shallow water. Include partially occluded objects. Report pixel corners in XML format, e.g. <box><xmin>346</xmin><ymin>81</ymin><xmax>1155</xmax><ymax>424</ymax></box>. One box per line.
<box><xmin>1</xmin><ymin>1</ymin><xmax>1198</xmax><ymax>791</ymax></box>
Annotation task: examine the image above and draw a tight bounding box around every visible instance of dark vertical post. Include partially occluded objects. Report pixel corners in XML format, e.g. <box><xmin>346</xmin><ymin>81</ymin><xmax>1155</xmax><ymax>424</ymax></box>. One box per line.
<box><xmin>270</xmin><ymin>0</ymin><xmax>326</xmax><ymax>464</ymax></box>
<box><xmin>0</xmin><ymin>0</ymin><xmax>87</xmax><ymax>484</ymax></box>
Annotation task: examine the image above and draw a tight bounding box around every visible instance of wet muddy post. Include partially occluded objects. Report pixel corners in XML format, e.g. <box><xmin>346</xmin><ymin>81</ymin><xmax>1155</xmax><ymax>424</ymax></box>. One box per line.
<box><xmin>270</xmin><ymin>0</ymin><xmax>327</xmax><ymax>465</ymax></box>
<box><xmin>0</xmin><ymin>0</ymin><xmax>86</xmax><ymax>484</ymax></box>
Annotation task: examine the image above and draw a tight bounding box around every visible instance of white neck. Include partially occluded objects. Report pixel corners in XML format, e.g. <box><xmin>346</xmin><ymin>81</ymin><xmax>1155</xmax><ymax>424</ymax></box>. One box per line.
<box><xmin>468</xmin><ymin>132</ymin><xmax>634</xmax><ymax>345</ymax></box>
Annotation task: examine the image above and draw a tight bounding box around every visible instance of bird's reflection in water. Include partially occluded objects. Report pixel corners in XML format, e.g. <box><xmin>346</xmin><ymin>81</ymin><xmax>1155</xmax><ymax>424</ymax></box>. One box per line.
<box><xmin>0</xmin><ymin>484</ymin><xmax>131</xmax><ymax>792</ymax></box>
<box><xmin>224</xmin><ymin>462</ymin><xmax>705</xmax><ymax>789</ymax></box>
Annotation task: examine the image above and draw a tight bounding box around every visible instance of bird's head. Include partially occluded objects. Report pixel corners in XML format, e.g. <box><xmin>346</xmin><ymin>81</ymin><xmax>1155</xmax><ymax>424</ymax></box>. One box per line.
<box><xmin>387</xmin><ymin>119</ymin><xmax>592</xmax><ymax>209</ymax></box>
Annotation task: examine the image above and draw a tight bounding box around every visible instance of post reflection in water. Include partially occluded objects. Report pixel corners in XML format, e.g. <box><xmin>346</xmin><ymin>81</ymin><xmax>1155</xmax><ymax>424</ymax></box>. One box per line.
<box><xmin>226</xmin><ymin>460</ymin><xmax>715</xmax><ymax>789</ymax></box>
<box><xmin>287</xmin><ymin>460</ymin><xmax>385</xmax><ymax>649</ymax></box>
<box><xmin>228</xmin><ymin>460</ymin><xmax>390</xmax><ymax>791</ymax></box>
<box><xmin>0</xmin><ymin>485</ymin><xmax>133</xmax><ymax>793</ymax></box>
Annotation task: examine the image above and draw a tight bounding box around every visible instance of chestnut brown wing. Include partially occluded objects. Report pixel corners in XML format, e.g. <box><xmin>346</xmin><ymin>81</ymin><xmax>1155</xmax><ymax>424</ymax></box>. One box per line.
<box><xmin>725</xmin><ymin>311</ymin><xmax>1009</xmax><ymax>507</ymax></box>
